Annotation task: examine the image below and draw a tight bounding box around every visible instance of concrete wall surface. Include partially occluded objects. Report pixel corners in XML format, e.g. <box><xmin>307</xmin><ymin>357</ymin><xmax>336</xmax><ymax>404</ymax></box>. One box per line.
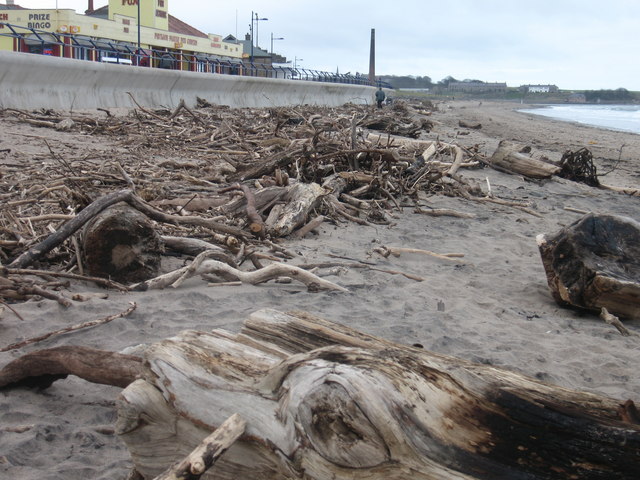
<box><xmin>0</xmin><ymin>51</ymin><xmax>376</xmax><ymax>110</ymax></box>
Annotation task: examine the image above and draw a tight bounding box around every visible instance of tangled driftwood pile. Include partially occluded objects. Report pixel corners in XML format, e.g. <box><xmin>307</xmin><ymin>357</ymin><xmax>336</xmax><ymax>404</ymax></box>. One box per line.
<box><xmin>1</xmin><ymin>98</ymin><xmax>636</xmax><ymax>307</ymax></box>
<box><xmin>0</xmin><ymin>99</ymin><xmax>491</xmax><ymax>304</ymax></box>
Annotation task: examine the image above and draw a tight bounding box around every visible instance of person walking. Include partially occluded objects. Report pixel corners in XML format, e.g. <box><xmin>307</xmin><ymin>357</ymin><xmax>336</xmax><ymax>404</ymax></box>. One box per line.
<box><xmin>375</xmin><ymin>87</ymin><xmax>386</xmax><ymax>108</ymax></box>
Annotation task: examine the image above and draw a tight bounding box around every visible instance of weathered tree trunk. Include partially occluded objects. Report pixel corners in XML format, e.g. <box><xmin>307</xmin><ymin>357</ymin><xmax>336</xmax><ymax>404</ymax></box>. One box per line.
<box><xmin>537</xmin><ymin>213</ymin><xmax>640</xmax><ymax>319</ymax></box>
<box><xmin>265</xmin><ymin>182</ymin><xmax>326</xmax><ymax>237</ymax></box>
<box><xmin>489</xmin><ymin>140</ymin><xmax>560</xmax><ymax>179</ymax></box>
<box><xmin>116</xmin><ymin>309</ymin><xmax>640</xmax><ymax>480</ymax></box>
<box><xmin>82</xmin><ymin>204</ymin><xmax>163</xmax><ymax>283</ymax></box>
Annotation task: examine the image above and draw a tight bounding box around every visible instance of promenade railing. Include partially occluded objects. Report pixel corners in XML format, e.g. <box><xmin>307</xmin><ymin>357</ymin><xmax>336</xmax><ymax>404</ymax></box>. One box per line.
<box><xmin>0</xmin><ymin>22</ymin><xmax>392</xmax><ymax>89</ymax></box>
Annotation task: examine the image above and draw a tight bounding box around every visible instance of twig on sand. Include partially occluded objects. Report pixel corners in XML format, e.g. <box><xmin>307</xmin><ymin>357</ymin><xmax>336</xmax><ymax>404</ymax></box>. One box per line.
<box><xmin>0</xmin><ymin>299</ymin><xmax>25</xmax><ymax>321</ymax></box>
<box><xmin>152</xmin><ymin>413</ymin><xmax>246</xmax><ymax>480</ymax></box>
<box><xmin>374</xmin><ymin>245</ymin><xmax>466</xmax><ymax>263</ymax></box>
<box><xmin>564</xmin><ymin>206</ymin><xmax>590</xmax><ymax>215</ymax></box>
<box><xmin>600</xmin><ymin>307</ymin><xmax>637</xmax><ymax>337</ymax></box>
<box><xmin>0</xmin><ymin>302</ymin><xmax>137</xmax><ymax>352</ymax></box>
<box><xmin>4</xmin><ymin>268</ymin><xmax>129</xmax><ymax>291</ymax></box>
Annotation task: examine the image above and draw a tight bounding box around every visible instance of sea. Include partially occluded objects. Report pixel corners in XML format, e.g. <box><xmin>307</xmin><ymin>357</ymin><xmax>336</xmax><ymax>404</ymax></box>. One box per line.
<box><xmin>518</xmin><ymin>104</ymin><xmax>640</xmax><ymax>134</ymax></box>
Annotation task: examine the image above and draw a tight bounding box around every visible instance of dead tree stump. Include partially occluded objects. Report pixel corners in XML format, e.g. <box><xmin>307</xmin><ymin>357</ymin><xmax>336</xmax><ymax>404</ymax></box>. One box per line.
<box><xmin>115</xmin><ymin>309</ymin><xmax>640</xmax><ymax>480</ymax></box>
<box><xmin>82</xmin><ymin>204</ymin><xmax>163</xmax><ymax>283</ymax></box>
<box><xmin>537</xmin><ymin>213</ymin><xmax>640</xmax><ymax>319</ymax></box>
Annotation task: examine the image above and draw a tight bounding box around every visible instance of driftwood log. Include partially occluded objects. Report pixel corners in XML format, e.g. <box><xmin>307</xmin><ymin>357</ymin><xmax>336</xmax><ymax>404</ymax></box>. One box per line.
<box><xmin>110</xmin><ymin>309</ymin><xmax>639</xmax><ymax>479</ymax></box>
<box><xmin>265</xmin><ymin>182</ymin><xmax>327</xmax><ymax>237</ymax></box>
<box><xmin>82</xmin><ymin>204</ymin><xmax>163</xmax><ymax>283</ymax></box>
<box><xmin>537</xmin><ymin>213</ymin><xmax>640</xmax><ymax>319</ymax></box>
<box><xmin>489</xmin><ymin>140</ymin><xmax>560</xmax><ymax>179</ymax></box>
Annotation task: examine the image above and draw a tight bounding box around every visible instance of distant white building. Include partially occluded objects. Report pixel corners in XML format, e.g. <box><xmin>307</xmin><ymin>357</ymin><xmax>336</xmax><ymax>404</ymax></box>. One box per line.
<box><xmin>524</xmin><ymin>84</ymin><xmax>559</xmax><ymax>93</ymax></box>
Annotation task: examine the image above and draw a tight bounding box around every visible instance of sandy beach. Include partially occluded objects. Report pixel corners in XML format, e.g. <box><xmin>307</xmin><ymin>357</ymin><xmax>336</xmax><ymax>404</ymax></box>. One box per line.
<box><xmin>1</xmin><ymin>99</ymin><xmax>639</xmax><ymax>479</ymax></box>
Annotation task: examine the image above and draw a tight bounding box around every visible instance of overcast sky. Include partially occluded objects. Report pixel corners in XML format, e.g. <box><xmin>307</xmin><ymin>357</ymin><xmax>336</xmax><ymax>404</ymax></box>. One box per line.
<box><xmin>21</xmin><ymin>0</ymin><xmax>640</xmax><ymax>90</ymax></box>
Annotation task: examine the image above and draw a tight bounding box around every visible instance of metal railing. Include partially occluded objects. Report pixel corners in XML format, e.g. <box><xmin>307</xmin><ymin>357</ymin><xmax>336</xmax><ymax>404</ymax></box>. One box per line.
<box><xmin>0</xmin><ymin>22</ymin><xmax>392</xmax><ymax>88</ymax></box>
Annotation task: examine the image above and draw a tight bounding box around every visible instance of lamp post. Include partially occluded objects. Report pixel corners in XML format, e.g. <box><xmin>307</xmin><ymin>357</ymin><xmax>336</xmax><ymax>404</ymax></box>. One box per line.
<box><xmin>137</xmin><ymin>0</ymin><xmax>141</xmax><ymax>64</ymax></box>
<box><xmin>294</xmin><ymin>56</ymin><xmax>303</xmax><ymax>69</ymax></box>
<box><xmin>249</xmin><ymin>13</ymin><xmax>253</xmax><ymax>63</ymax></box>
<box><xmin>254</xmin><ymin>12</ymin><xmax>268</xmax><ymax>49</ymax></box>
<box><xmin>270</xmin><ymin>33</ymin><xmax>284</xmax><ymax>60</ymax></box>
<box><xmin>250</xmin><ymin>12</ymin><xmax>267</xmax><ymax>65</ymax></box>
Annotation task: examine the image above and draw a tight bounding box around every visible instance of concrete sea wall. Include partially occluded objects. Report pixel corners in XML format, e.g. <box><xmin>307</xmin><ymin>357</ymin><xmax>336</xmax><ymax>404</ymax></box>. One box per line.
<box><xmin>0</xmin><ymin>51</ymin><xmax>376</xmax><ymax>110</ymax></box>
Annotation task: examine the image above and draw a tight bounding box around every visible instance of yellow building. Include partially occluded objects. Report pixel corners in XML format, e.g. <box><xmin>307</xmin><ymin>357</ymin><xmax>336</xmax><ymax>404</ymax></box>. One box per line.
<box><xmin>0</xmin><ymin>0</ymin><xmax>243</xmax><ymax>72</ymax></box>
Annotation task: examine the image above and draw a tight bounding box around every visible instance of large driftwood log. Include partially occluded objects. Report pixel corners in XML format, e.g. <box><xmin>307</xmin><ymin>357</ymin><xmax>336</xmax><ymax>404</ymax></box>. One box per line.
<box><xmin>537</xmin><ymin>213</ymin><xmax>640</xmax><ymax>319</ymax></box>
<box><xmin>83</xmin><ymin>204</ymin><xmax>163</xmax><ymax>283</ymax></box>
<box><xmin>489</xmin><ymin>140</ymin><xmax>561</xmax><ymax>179</ymax></box>
<box><xmin>116</xmin><ymin>309</ymin><xmax>640</xmax><ymax>480</ymax></box>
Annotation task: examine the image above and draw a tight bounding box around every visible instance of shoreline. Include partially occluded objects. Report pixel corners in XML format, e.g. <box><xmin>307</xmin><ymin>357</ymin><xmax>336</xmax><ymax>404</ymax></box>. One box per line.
<box><xmin>516</xmin><ymin>103</ymin><xmax>640</xmax><ymax>136</ymax></box>
<box><xmin>427</xmin><ymin>99</ymin><xmax>640</xmax><ymax>189</ymax></box>
<box><xmin>1</xmin><ymin>100</ymin><xmax>639</xmax><ymax>479</ymax></box>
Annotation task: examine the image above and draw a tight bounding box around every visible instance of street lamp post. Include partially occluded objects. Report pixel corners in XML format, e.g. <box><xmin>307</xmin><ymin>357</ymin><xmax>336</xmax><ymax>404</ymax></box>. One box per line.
<box><xmin>137</xmin><ymin>0</ymin><xmax>140</xmax><ymax>64</ymax></box>
<box><xmin>254</xmin><ymin>12</ymin><xmax>268</xmax><ymax>49</ymax></box>
<box><xmin>250</xmin><ymin>12</ymin><xmax>267</xmax><ymax>72</ymax></box>
<box><xmin>294</xmin><ymin>56</ymin><xmax>303</xmax><ymax>69</ymax></box>
<box><xmin>270</xmin><ymin>33</ymin><xmax>284</xmax><ymax>59</ymax></box>
<box><xmin>249</xmin><ymin>11</ymin><xmax>253</xmax><ymax>63</ymax></box>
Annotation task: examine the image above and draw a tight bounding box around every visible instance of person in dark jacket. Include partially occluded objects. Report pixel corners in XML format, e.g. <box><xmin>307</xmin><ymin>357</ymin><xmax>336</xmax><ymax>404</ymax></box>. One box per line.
<box><xmin>375</xmin><ymin>87</ymin><xmax>386</xmax><ymax>108</ymax></box>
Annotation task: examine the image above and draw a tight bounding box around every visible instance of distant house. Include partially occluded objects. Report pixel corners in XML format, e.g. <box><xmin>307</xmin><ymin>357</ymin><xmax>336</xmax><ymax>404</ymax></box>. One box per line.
<box><xmin>224</xmin><ymin>34</ymin><xmax>272</xmax><ymax>65</ymax></box>
<box><xmin>448</xmin><ymin>81</ymin><xmax>507</xmax><ymax>93</ymax></box>
<box><xmin>523</xmin><ymin>84</ymin><xmax>559</xmax><ymax>93</ymax></box>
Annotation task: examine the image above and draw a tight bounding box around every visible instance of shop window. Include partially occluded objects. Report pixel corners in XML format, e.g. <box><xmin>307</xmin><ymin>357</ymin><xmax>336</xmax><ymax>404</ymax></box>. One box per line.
<box><xmin>73</xmin><ymin>46</ymin><xmax>88</xmax><ymax>60</ymax></box>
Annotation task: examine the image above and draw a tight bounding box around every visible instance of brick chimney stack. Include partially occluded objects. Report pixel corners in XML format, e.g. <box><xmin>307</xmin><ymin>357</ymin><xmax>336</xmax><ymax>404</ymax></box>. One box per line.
<box><xmin>368</xmin><ymin>28</ymin><xmax>376</xmax><ymax>84</ymax></box>
<box><xmin>86</xmin><ymin>1</ymin><xmax>94</xmax><ymax>13</ymax></box>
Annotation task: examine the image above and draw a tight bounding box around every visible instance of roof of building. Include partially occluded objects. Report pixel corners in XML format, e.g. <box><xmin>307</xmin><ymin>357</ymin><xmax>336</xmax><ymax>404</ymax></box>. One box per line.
<box><xmin>0</xmin><ymin>3</ymin><xmax>26</xmax><ymax>9</ymax></box>
<box><xmin>168</xmin><ymin>14</ymin><xmax>207</xmax><ymax>38</ymax></box>
<box><xmin>86</xmin><ymin>5</ymin><xmax>108</xmax><ymax>19</ymax></box>
<box><xmin>84</xmin><ymin>6</ymin><xmax>208</xmax><ymax>39</ymax></box>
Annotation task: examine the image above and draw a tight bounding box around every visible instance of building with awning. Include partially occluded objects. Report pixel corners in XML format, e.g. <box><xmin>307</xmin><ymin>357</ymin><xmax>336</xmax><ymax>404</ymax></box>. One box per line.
<box><xmin>0</xmin><ymin>0</ymin><xmax>243</xmax><ymax>71</ymax></box>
